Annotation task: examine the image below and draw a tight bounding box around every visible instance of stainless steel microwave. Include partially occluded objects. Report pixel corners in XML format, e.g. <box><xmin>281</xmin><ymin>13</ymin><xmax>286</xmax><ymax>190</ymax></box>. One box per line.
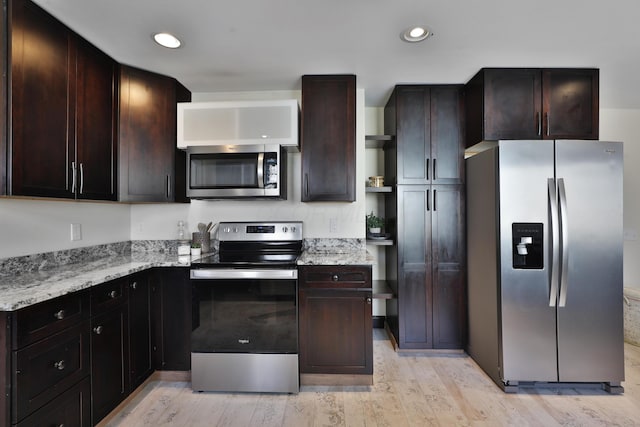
<box><xmin>186</xmin><ymin>144</ymin><xmax>286</xmax><ymax>199</ymax></box>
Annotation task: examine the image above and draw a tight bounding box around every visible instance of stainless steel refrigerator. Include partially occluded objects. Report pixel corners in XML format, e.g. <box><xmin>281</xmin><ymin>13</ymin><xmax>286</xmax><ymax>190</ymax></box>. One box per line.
<box><xmin>466</xmin><ymin>139</ymin><xmax>625</xmax><ymax>393</ymax></box>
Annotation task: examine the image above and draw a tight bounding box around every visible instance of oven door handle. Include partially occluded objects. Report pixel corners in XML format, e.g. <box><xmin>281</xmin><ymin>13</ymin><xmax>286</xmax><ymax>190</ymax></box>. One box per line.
<box><xmin>190</xmin><ymin>269</ymin><xmax>298</xmax><ymax>280</ymax></box>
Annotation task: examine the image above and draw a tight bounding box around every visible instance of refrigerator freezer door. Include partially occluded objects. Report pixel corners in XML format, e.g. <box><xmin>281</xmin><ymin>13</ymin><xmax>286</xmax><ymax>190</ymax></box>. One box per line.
<box><xmin>555</xmin><ymin>140</ymin><xmax>625</xmax><ymax>383</ymax></box>
<box><xmin>498</xmin><ymin>140</ymin><xmax>558</xmax><ymax>382</ymax></box>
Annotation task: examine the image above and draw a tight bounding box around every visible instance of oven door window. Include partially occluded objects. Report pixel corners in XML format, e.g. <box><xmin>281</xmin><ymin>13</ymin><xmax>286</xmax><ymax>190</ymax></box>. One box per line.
<box><xmin>192</xmin><ymin>279</ymin><xmax>297</xmax><ymax>354</ymax></box>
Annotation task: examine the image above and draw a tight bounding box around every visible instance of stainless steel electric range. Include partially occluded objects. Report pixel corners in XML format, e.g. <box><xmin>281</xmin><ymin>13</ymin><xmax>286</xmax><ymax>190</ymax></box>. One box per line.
<box><xmin>189</xmin><ymin>221</ymin><xmax>303</xmax><ymax>393</ymax></box>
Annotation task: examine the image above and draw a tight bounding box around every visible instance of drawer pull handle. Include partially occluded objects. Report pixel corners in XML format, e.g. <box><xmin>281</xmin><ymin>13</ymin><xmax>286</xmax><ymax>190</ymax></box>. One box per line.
<box><xmin>53</xmin><ymin>360</ymin><xmax>65</xmax><ymax>371</ymax></box>
<box><xmin>108</xmin><ymin>290</ymin><xmax>118</xmax><ymax>299</ymax></box>
<box><xmin>332</xmin><ymin>275</ymin><xmax>339</xmax><ymax>282</ymax></box>
<box><xmin>131</xmin><ymin>281</ymin><xmax>137</xmax><ymax>290</ymax></box>
<box><xmin>54</xmin><ymin>310</ymin><xmax>65</xmax><ymax>320</ymax></box>
<box><xmin>93</xmin><ymin>326</ymin><xmax>103</xmax><ymax>335</ymax></box>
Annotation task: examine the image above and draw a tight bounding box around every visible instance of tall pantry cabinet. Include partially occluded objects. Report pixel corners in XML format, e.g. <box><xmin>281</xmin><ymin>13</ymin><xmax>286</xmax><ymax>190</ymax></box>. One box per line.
<box><xmin>384</xmin><ymin>85</ymin><xmax>466</xmax><ymax>350</ymax></box>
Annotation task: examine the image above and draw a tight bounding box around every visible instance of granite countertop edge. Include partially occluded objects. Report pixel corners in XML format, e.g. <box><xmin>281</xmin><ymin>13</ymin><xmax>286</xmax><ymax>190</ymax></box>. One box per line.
<box><xmin>0</xmin><ymin>253</ymin><xmax>192</xmax><ymax>312</ymax></box>
<box><xmin>0</xmin><ymin>245</ymin><xmax>375</xmax><ymax>311</ymax></box>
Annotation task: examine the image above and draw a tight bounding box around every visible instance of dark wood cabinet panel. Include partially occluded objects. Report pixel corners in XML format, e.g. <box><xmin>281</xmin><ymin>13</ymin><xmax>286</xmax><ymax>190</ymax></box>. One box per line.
<box><xmin>10</xmin><ymin>0</ymin><xmax>73</xmax><ymax>198</ymax></box>
<box><xmin>301</xmin><ymin>75</ymin><xmax>356</xmax><ymax>202</ymax></box>
<box><xmin>465</xmin><ymin>68</ymin><xmax>599</xmax><ymax>147</ymax></box>
<box><xmin>386</xmin><ymin>185</ymin><xmax>465</xmax><ymax>350</ymax></box>
<box><xmin>75</xmin><ymin>37</ymin><xmax>117</xmax><ymax>201</ymax></box>
<box><xmin>14</xmin><ymin>292</ymin><xmax>89</xmax><ymax>349</ymax></box>
<box><xmin>431</xmin><ymin>185</ymin><xmax>466</xmax><ymax>349</ymax></box>
<box><xmin>298</xmin><ymin>265</ymin><xmax>372</xmax><ymax>375</ymax></box>
<box><xmin>128</xmin><ymin>273</ymin><xmax>153</xmax><ymax>390</ymax></box>
<box><xmin>13</xmin><ymin>322</ymin><xmax>90</xmax><ymax>423</ymax></box>
<box><xmin>16</xmin><ymin>377</ymin><xmax>90</xmax><ymax>427</ymax></box>
<box><xmin>384</xmin><ymin>85</ymin><xmax>464</xmax><ymax>186</ymax></box>
<box><xmin>90</xmin><ymin>304</ymin><xmax>128</xmax><ymax>425</ymax></box>
<box><xmin>543</xmin><ymin>69</ymin><xmax>599</xmax><ymax>139</ymax></box>
<box><xmin>152</xmin><ymin>268</ymin><xmax>191</xmax><ymax>371</ymax></box>
<box><xmin>119</xmin><ymin>65</ymin><xmax>190</xmax><ymax>202</ymax></box>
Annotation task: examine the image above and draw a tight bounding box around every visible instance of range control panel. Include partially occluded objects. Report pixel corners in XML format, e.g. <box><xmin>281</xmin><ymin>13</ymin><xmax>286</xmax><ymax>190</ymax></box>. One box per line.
<box><xmin>218</xmin><ymin>221</ymin><xmax>303</xmax><ymax>242</ymax></box>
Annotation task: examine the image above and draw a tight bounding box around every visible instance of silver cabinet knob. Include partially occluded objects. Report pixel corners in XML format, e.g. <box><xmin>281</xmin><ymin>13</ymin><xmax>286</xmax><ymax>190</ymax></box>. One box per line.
<box><xmin>366</xmin><ymin>297</ymin><xmax>372</xmax><ymax>305</ymax></box>
<box><xmin>54</xmin><ymin>310</ymin><xmax>65</xmax><ymax>320</ymax></box>
<box><xmin>108</xmin><ymin>290</ymin><xmax>118</xmax><ymax>299</ymax></box>
<box><xmin>131</xmin><ymin>281</ymin><xmax>137</xmax><ymax>290</ymax></box>
<box><xmin>332</xmin><ymin>274</ymin><xmax>339</xmax><ymax>281</ymax></box>
<box><xmin>93</xmin><ymin>325</ymin><xmax>103</xmax><ymax>335</ymax></box>
<box><xmin>53</xmin><ymin>360</ymin><xmax>65</xmax><ymax>370</ymax></box>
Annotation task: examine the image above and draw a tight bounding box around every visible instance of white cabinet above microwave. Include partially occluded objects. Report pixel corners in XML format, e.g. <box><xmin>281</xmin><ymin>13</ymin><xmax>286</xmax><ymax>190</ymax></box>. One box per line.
<box><xmin>177</xmin><ymin>100</ymin><xmax>299</xmax><ymax>150</ymax></box>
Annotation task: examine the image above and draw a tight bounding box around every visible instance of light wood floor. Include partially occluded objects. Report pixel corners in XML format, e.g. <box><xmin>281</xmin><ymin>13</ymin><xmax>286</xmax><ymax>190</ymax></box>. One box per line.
<box><xmin>104</xmin><ymin>330</ymin><xmax>640</xmax><ymax>426</ymax></box>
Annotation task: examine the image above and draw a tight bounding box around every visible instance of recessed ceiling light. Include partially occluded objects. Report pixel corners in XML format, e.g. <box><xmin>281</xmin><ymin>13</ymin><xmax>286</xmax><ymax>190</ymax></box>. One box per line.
<box><xmin>401</xmin><ymin>26</ymin><xmax>432</xmax><ymax>43</ymax></box>
<box><xmin>153</xmin><ymin>32</ymin><xmax>182</xmax><ymax>49</ymax></box>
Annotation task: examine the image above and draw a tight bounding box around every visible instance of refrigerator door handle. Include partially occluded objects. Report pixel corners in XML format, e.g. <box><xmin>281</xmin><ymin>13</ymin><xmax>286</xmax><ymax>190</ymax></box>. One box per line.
<box><xmin>548</xmin><ymin>178</ymin><xmax>560</xmax><ymax>307</ymax></box>
<box><xmin>558</xmin><ymin>178</ymin><xmax>570</xmax><ymax>307</ymax></box>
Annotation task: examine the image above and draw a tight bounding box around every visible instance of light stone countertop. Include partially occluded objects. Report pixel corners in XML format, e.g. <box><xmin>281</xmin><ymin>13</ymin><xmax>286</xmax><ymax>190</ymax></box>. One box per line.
<box><xmin>297</xmin><ymin>250</ymin><xmax>375</xmax><ymax>266</ymax></box>
<box><xmin>0</xmin><ymin>237</ymin><xmax>375</xmax><ymax>311</ymax></box>
<box><xmin>0</xmin><ymin>253</ymin><xmax>191</xmax><ymax>312</ymax></box>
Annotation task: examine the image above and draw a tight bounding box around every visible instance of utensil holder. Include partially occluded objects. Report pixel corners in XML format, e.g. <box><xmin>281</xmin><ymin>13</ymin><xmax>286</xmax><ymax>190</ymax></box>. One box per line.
<box><xmin>192</xmin><ymin>232</ymin><xmax>211</xmax><ymax>253</ymax></box>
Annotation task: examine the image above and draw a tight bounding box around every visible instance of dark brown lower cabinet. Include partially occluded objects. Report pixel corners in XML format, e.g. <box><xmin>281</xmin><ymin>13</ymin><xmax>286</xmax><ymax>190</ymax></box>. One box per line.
<box><xmin>128</xmin><ymin>272</ymin><xmax>153</xmax><ymax>390</ymax></box>
<box><xmin>90</xmin><ymin>280</ymin><xmax>129</xmax><ymax>425</ymax></box>
<box><xmin>298</xmin><ymin>265</ymin><xmax>373</xmax><ymax>377</ymax></box>
<box><xmin>385</xmin><ymin>184</ymin><xmax>466</xmax><ymax>350</ymax></box>
<box><xmin>17</xmin><ymin>377</ymin><xmax>90</xmax><ymax>427</ymax></box>
<box><xmin>152</xmin><ymin>268</ymin><xmax>191</xmax><ymax>371</ymax></box>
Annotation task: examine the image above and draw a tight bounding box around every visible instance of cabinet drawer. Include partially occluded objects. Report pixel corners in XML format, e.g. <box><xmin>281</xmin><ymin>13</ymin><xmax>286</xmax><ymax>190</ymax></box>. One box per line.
<box><xmin>15</xmin><ymin>292</ymin><xmax>89</xmax><ymax>349</ymax></box>
<box><xmin>299</xmin><ymin>265</ymin><xmax>372</xmax><ymax>289</ymax></box>
<box><xmin>16</xmin><ymin>377</ymin><xmax>91</xmax><ymax>427</ymax></box>
<box><xmin>91</xmin><ymin>278</ymin><xmax>127</xmax><ymax>315</ymax></box>
<box><xmin>13</xmin><ymin>322</ymin><xmax>90</xmax><ymax>423</ymax></box>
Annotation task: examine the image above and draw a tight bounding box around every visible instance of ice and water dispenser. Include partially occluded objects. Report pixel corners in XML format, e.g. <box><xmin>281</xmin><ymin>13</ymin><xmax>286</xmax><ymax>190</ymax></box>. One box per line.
<box><xmin>512</xmin><ymin>223</ymin><xmax>543</xmax><ymax>269</ymax></box>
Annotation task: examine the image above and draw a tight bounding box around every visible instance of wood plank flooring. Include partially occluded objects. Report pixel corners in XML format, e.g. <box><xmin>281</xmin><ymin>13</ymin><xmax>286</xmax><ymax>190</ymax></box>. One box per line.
<box><xmin>103</xmin><ymin>330</ymin><xmax>640</xmax><ymax>426</ymax></box>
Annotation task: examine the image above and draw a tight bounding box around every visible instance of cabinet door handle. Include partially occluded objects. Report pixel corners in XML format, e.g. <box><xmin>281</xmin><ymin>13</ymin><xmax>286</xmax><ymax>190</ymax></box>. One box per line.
<box><xmin>54</xmin><ymin>309</ymin><xmax>65</xmax><ymax>320</ymax></box>
<box><xmin>131</xmin><ymin>281</ymin><xmax>137</xmax><ymax>290</ymax></box>
<box><xmin>108</xmin><ymin>290</ymin><xmax>118</xmax><ymax>299</ymax></box>
<box><xmin>71</xmin><ymin>161</ymin><xmax>77</xmax><ymax>194</ymax></box>
<box><xmin>332</xmin><ymin>274</ymin><xmax>339</xmax><ymax>282</ymax></box>
<box><xmin>304</xmin><ymin>173</ymin><xmax>309</xmax><ymax>198</ymax></box>
<box><xmin>366</xmin><ymin>297</ymin><xmax>372</xmax><ymax>305</ymax></box>
<box><xmin>93</xmin><ymin>325</ymin><xmax>103</xmax><ymax>335</ymax></box>
<box><xmin>79</xmin><ymin>163</ymin><xmax>84</xmax><ymax>195</ymax></box>
<box><xmin>536</xmin><ymin>112</ymin><xmax>541</xmax><ymax>136</ymax></box>
<box><xmin>433</xmin><ymin>189</ymin><xmax>437</xmax><ymax>211</ymax></box>
<box><xmin>166</xmin><ymin>175</ymin><xmax>171</xmax><ymax>198</ymax></box>
<box><xmin>545</xmin><ymin>112</ymin><xmax>550</xmax><ymax>136</ymax></box>
<box><xmin>53</xmin><ymin>360</ymin><xmax>65</xmax><ymax>371</ymax></box>
<box><xmin>426</xmin><ymin>189</ymin><xmax>430</xmax><ymax>211</ymax></box>
<box><xmin>433</xmin><ymin>158</ymin><xmax>437</xmax><ymax>180</ymax></box>
<box><xmin>425</xmin><ymin>158</ymin><xmax>429</xmax><ymax>180</ymax></box>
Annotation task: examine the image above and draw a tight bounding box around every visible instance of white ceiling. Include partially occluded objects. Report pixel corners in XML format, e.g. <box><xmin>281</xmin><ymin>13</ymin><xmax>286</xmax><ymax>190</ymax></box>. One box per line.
<box><xmin>32</xmin><ymin>0</ymin><xmax>640</xmax><ymax>108</ymax></box>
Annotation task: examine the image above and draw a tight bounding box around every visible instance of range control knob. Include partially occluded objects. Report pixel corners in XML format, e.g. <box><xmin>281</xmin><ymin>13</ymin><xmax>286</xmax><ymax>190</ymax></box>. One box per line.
<box><xmin>282</xmin><ymin>226</ymin><xmax>288</xmax><ymax>233</ymax></box>
<box><xmin>291</xmin><ymin>226</ymin><xmax>297</xmax><ymax>233</ymax></box>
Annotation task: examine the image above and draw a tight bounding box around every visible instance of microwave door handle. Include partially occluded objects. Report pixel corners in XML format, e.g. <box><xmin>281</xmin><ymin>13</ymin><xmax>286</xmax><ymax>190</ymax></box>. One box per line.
<box><xmin>257</xmin><ymin>152</ymin><xmax>265</xmax><ymax>188</ymax></box>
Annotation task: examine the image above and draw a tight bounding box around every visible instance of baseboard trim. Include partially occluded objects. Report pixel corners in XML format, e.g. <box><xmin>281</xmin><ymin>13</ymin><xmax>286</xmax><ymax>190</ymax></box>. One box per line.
<box><xmin>300</xmin><ymin>373</ymin><xmax>373</xmax><ymax>386</ymax></box>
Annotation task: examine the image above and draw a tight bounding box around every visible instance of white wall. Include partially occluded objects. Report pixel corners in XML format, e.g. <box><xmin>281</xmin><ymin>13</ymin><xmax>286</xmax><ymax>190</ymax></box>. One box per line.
<box><xmin>0</xmin><ymin>198</ymin><xmax>130</xmax><ymax>259</ymax></box>
<box><xmin>601</xmin><ymin>108</ymin><xmax>640</xmax><ymax>290</ymax></box>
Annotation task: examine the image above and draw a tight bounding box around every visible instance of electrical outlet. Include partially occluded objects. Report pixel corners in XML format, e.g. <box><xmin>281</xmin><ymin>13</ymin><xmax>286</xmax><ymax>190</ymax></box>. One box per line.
<box><xmin>70</xmin><ymin>223</ymin><xmax>82</xmax><ymax>241</ymax></box>
<box><xmin>329</xmin><ymin>217</ymin><xmax>338</xmax><ymax>233</ymax></box>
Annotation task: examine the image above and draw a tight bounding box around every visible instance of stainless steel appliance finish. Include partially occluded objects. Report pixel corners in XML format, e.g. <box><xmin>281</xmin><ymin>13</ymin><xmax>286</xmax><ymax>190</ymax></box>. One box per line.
<box><xmin>190</xmin><ymin>221</ymin><xmax>303</xmax><ymax>394</ymax></box>
<box><xmin>186</xmin><ymin>144</ymin><xmax>286</xmax><ymax>199</ymax></box>
<box><xmin>466</xmin><ymin>140</ymin><xmax>624</xmax><ymax>393</ymax></box>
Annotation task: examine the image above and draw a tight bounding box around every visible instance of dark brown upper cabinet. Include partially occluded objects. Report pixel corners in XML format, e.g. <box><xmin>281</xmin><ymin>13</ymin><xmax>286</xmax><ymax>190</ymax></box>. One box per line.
<box><xmin>384</xmin><ymin>85</ymin><xmax>465</xmax><ymax>186</ymax></box>
<box><xmin>301</xmin><ymin>75</ymin><xmax>356</xmax><ymax>202</ymax></box>
<box><xmin>464</xmin><ymin>68</ymin><xmax>599</xmax><ymax>147</ymax></box>
<box><xmin>9</xmin><ymin>0</ymin><xmax>117</xmax><ymax>200</ymax></box>
<box><xmin>118</xmin><ymin>65</ymin><xmax>191</xmax><ymax>203</ymax></box>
